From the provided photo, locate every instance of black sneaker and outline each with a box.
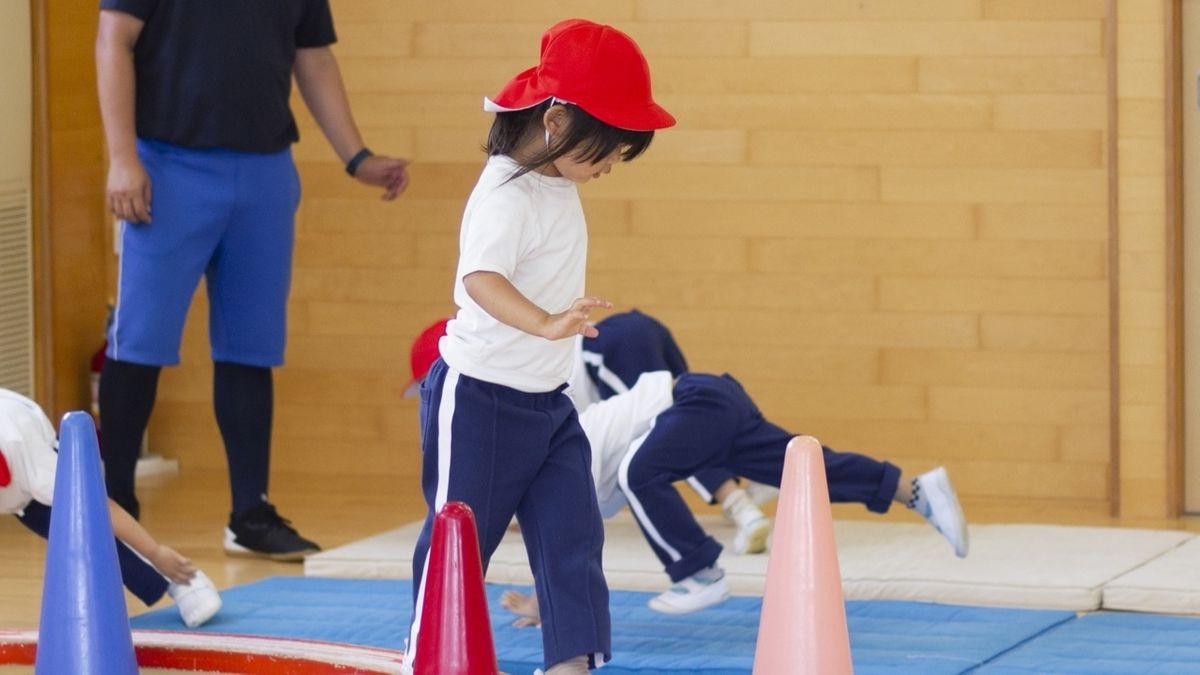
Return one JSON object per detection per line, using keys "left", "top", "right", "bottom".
{"left": 224, "top": 502, "right": 320, "bottom": 562}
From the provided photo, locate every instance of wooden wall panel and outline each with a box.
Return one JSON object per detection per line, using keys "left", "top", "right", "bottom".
{"left": 34, "top": 2, "right": 111, "bottom": 421}
{"left": 27, "top": 0, "right": 1152, "bottom": 516}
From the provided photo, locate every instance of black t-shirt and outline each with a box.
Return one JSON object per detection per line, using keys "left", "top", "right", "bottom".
{"left": 99, "top": 0, "right": 336, "bottom": 153}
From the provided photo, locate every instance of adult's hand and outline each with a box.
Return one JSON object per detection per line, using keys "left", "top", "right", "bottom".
{"left": 107, "top": 155, "right": 152, "bottom": 223}
{"left": 353, "top": 154, "right": 410, "bottom": 200}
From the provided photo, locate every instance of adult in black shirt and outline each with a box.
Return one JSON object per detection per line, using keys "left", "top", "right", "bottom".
{"left": 95, "top": 0, "right": 409, "bottom": 560}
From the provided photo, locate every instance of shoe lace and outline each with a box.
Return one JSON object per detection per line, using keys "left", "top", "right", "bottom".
{"left": 249, "top": 502, "right": 299, "bottom": 534}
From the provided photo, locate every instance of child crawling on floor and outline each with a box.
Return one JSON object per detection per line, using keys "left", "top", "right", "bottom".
{"left": 0, "top": 387, "right": 221, "bottom": 628}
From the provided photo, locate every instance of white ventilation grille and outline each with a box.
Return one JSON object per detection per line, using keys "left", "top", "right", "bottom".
{"left": 0, "top": 184, "right": 33, "bottom": 397}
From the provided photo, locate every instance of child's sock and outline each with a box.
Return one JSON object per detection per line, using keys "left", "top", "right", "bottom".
{"left": 722, "top": 488, "right": 771, "bottom": 554}
{"left": 905, "top": 476, "right": 928, "bottom": 516}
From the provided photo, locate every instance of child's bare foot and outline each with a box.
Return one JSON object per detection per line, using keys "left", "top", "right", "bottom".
{"left": 499, "top": 589, "right": 541, "bottom": 627}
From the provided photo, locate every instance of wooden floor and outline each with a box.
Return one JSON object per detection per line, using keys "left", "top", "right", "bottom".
{"left": 0, "top": 467, "right": 426, "bottom": 630}
{"left": 3, "top": 465, "right": 1200, "bottom": 630}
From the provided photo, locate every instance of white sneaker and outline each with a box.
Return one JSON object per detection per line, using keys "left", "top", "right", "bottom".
{"left": 648, "top": 567, "right": 730, "bottom": 614}
{"left": 914, "top": 467, "right": 969, "bottom": 558}
{"left": 722, "top": 488, "right": 771, "bottom": 555}
{"left": 168, "top": 570, "right": 222, "bottom": 628}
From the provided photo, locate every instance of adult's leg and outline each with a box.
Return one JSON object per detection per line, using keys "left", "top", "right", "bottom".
{"left": 98, "top": 360, "right": 160, "bottom": 519}
{"left": 212, "top": 362, "right": 272, "bottom": 518}
{"left": 17, "top": 502, "right": 168, "bottom": 605}
{"left": 207, "top": 147, "right": 298, "bottom": 518}
{"left": 102, "top": 140, "right": 230, "bottom": 518}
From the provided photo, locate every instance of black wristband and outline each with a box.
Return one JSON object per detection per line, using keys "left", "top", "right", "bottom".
{"left": 345, "top": 147, "right": 374, "bottom": 176}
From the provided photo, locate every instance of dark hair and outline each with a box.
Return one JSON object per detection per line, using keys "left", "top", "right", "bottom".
{"left": 484, "top": 101, "right": 655, "bottom": 181}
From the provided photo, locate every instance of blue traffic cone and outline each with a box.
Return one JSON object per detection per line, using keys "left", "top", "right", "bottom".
{"left": 35, "top": 412, "right": 137, "bottom": 674}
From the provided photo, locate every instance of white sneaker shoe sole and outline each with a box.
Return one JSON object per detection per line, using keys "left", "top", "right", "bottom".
{"left": 648, "top": 576, "right": 730, "bottom": 614}
{"left": 921, "top": 467, "right": 969, "bottom": 558}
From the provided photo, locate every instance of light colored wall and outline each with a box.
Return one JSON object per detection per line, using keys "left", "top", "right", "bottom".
{"left": 0, "top": 2, "right": 31, "bottom": 185}
{"left": 1184, "top": 0, "right": 1200, "bottom": 513}
{"left": 142, "top": 0, "right": 1127, "bottom": 515}
{"left": 1116, "top": 0, "right": 1175, "bottom": 518}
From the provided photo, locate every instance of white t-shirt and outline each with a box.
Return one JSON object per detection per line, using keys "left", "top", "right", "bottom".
{"left": 439, "top": 154, "right": 588, "bottom": 393}
{"left": 0, "top": 389, "right": 59, "bottom": 515}
{"left": 575, "top": 371, "right": 674, "bottom": 518}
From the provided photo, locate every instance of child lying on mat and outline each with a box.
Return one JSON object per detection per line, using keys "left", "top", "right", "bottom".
{"left": 408, "top": 319, "right": 969, "bottom": 619}
{"left": 0, "top": 388, "right": 221, "bottom": 628}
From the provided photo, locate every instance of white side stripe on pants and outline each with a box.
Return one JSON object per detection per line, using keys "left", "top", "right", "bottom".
{"left": 617, "top": 421, "right": 682, "bottom": 562}
{"left": 110, "top": 220, "right": 128, "bottom": 361}
{"left": 580, "top": 351, "right": 630, "bottom": 396}
{"left": 686, "top": 476, "right": 714, "bottom": 504}
{"left": 403, "top": 368, "right": 460, "bottom": 672}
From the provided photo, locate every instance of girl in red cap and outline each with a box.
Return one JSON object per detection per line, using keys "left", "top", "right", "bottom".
{"left": 405, "top": 19, "right": 674, "bottom": 675}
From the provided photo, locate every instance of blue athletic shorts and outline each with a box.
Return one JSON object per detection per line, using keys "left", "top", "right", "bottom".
{"left": 108, "top": 139, "right": 300, "bottom": 367}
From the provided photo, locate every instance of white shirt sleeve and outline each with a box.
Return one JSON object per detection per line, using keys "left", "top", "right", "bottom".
{"left": 456, "top": 190, "right": 529, "bottom": 280}
{"left": 18, "top": 437, "right": 58, "bottom": 506}
{"left": 579, "top": 371, "right": 675, "bottom": 518}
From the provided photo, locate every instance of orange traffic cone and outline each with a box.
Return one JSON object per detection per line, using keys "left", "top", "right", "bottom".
{"left": 753, "top": 436, "right": 853, "bottom": 674}
{"left": 410, "top": 501, "right": 498, "bottom": 675}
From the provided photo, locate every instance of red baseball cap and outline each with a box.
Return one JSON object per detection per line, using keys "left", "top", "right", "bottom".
{"left": 404, "top": 319, "right": 450, "bottom": 397}
{"left": 484, "top": 19, "right": 676, "bottom": 132}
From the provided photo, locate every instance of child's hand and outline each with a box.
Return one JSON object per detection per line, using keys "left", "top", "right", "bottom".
{"left": 150, "top": 545, "right": 198, "bottom": 585}
{"left": 539, "top": 297, "right": 612, "bottom": 340}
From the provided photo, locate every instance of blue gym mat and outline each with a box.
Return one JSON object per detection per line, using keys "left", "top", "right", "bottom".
{"left": 974, "top": 611, "right": 1200, "bottom": 674}
{"left": 131, "top": 576, "right": 1085, "bottom": 674}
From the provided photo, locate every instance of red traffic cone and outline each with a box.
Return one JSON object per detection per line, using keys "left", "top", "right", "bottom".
{"left": 753, "top": 436, "right": 853, "bottom": 674}
{"left": 410, "top": 501, "right": 498, "bottom": 675}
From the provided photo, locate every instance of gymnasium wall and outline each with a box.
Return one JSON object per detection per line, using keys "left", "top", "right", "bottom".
{"left": 66, "top": 1, "right": 1169, "bottom": 517}
{"left": 34, "top": 3, "right": 112, "bottom": 423}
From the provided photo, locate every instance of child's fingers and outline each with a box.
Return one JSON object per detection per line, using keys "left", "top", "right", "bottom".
{"left": 573, "top": 297, "right": 611, "bottom": 311}
{"left": 499, "top": 591, "right": 518, "bottom": 608}
{"left": 580, "top": 323, "right": 600, "bottom": 338}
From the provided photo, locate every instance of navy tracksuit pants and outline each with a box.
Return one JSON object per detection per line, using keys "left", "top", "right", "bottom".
{"left": 583, "top": 310, "right": 739, "bottom": 501}
{"left": 407, "top": 358, "right": 610, "bottom": 669}
{"left": 618, "top": 373, "right": 901, "bottom": 583}
{"left": 17, "top": 501, "right": 168, "bottom": 605}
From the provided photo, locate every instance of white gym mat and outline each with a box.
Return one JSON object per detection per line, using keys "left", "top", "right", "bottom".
{"left": 834, "top": 521, "right": 1190, "bottom": 610}
{"left": 305, "top": 513, "right": 1194, "bottom": 611}
{"left": 1103, "top": 535, "right": 1200, "bottom": 615}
